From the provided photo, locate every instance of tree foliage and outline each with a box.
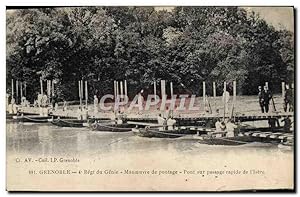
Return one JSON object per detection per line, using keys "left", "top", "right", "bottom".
{"left": 6, "top": 6, "right": 294, "bottom": 101}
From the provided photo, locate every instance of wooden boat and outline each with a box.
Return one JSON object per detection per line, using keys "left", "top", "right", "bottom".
{"left": 7, "top": 112, "right": 37, "bottom": 120}
{"left": 132, "top": 127, "right": 199, "bottom": 138}
{"left": 12, "top": 115, "right": 51, "bottom": 123}
{"left": 240, "top": 126, "right": 285, "bottom": 132}
{"left": 178, "top": 129, "right": 262, "bottom": 145}
{"left": 197, "top": 135, "right": 255, "bottom": 146}
{"left": 198, "top": 127, "right": 294, "bottom": 146}
{"left": 50, "top": 118, "right": 88, "bottom": 128}
{"left": 91, "top": 122, "right": 134, "bottom": 132}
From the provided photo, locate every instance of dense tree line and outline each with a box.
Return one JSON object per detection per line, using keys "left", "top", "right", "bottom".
{"left": 6, "top": 7, "right": 294, "bottom": 102}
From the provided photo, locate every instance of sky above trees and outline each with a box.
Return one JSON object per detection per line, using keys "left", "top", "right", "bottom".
{"left": 155, "top": 7, "right": 294, "bottom": 32}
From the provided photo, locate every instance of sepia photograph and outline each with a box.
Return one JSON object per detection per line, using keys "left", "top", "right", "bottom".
{"left": 5, "top": 6, "right": 295, "bottom": 191}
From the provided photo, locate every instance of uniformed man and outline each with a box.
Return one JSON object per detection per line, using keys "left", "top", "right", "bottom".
{"left": 8, "top": 103, "right": 13, "bottom": 114}
{"left": 21, "top": 96, "right": 26, "bottom": 107}
{"left": 225, "top": 120, "right": 238, "bottom": 137}
{"left": 258, "top": 86, "right": 264, "bottom": 113}
{"left": 222, "top": 90, "right": 230, "bottom": 114}
{"left": 54, "top": 103, "right": 59, "bottom": 111}
{"left": 291, "top": 84, "right": 294, "bottom": 111}
{"left": 157, "top": 114, "right": 166, "bottom": 131}
{"left": 12, "top": 102, "right": 18, "bottom": 114}
{"left": 51, "top": 95, "right": 57, "bottom": 110}
{"left": 82, "top": 106, "right": 88, "bottom": 120}
{"left": 138, "top": 90, "right": 144, "bottom": 112}
{"left": 284, "top": 84, "right": 293, "bottom": 112}
{"left": 215, "top": 120, "right": 226, "bottom": 138}
{"left": 6, "top": 92, "right": 10, "bottom": 110}
{"left": 37, "top": 93, "right": 42, "bottom": 107}
{"left": 42, "top": 94, "right": 48, "bottom": 107}
{"left": 116, "top": 116, "right": 123, "bottom": 125}
{"left": 215, "top": 118, "right": 222, "bottom": 132}
{"left": 262, "top": 86, "right": 272, "bottom": 113}
{"left": 63, "top": 100, "right": 68, "bottom": 111}
{"left": 11, "top": 97, "right": 15, "bottom": 105}
{"left": 77, "top": 106, "right": 82, "bottom": 120}
{"left": 167, "top": 117, "right": 176, "bottom": 130}
{"left": 94, "top": 95, "right": 99, "bottom": 114}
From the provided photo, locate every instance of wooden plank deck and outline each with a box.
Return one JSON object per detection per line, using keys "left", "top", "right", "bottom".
{"left": 18, "top": 106, "right": 294, "bottom": 123}
{"left": 240, "top": 131, "right": 294, "bottom": 142}
{"left": 126, "top": 112, "right": 294, "bottom": 122}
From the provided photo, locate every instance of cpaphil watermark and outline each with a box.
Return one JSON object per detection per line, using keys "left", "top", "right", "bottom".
{"left": 97, "top": 94, "right": 202, "bottom": 112}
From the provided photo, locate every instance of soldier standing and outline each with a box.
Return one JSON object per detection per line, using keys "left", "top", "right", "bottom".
{"left": 258, "top": 86, "right": 264, "bottom": 113}
{"left": 37, "top": 93, "right": 42, "bottom": 107}
{"left": 63, "top": 100, "right": 68, "bottom": 111}
{"left": 222, "top": 90, "right": 230, "bottom": 114}
{"left": 284, "top": 84, "right": 293, "bottom": 112}
{"left": 6, "top": 92, "right": 10, "bottom": 110}
{"left": 262, "top": 86, "right": 272, "bottom": 113}
{"left": 77, "top": 106, "right": 82, "bottom": 120}
{"left": 94, "top": 95, "right": 99, "bottom": 114}
{"left": 157, "top": 114, "right": 166, "bottom": 131}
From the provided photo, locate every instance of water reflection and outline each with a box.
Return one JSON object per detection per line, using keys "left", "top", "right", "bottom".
{"left": 6, "top": 122, "right": 293, "bottom": 158}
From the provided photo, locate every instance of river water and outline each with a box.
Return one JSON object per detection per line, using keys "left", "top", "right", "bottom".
{"left": 7, "top": 121, "right": 293, "bottom": 157}
{"left": 6, "top": 121, "right": 294, "bottom": 191}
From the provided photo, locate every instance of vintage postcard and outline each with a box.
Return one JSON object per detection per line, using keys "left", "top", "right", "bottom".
{"left": 6, "top": 6, "right": 295, "bottom": 191}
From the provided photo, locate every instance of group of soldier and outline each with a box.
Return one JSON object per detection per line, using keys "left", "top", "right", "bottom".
{"left": 258, "top": 86, "right": 273, "bottom": 113}
{"left": 7, "top": 97, "right": 18, "bottom": 114}
{"left": 258, "top": 84, "right": 294, "bottom": 113}
{"left": 157, "top": 109, "right": 176, "bottom": 131}
{"left": 6, "top": 94, "right": 30, "bottom": 114}
{"left": 34, "top": 93, "right": 49, "bottom": 108}
{"left": 215, "top": 118, "right": 238, "bottom": 137}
